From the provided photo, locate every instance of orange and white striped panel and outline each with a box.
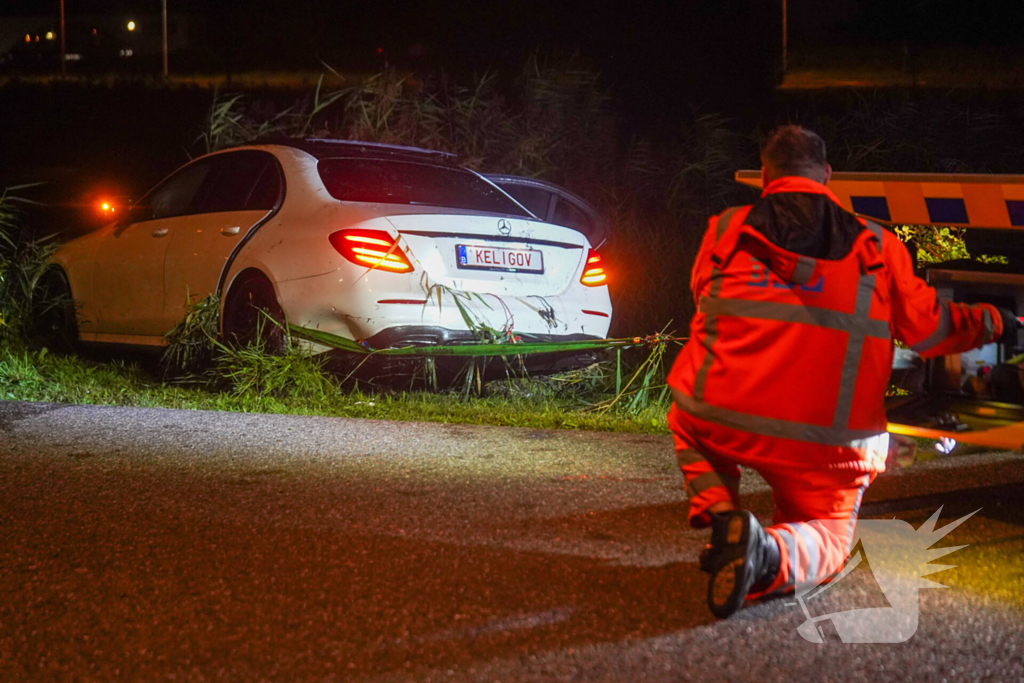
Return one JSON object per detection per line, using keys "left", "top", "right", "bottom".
{"left": 735, "top": 171, "right": 1024, "bottom": 230}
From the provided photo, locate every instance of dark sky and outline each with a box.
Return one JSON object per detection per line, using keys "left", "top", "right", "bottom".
{"left": 8, "top": 1, "right": 1024, "bottom": 42}
{"left": 6, "top": 2, "right": 1024, "bottom": 77}
{"left": 6, "top": 2, "right": 779, "bottom": 60}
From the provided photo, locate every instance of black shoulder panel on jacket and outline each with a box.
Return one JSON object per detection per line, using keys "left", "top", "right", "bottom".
{"left": 745, "top": 192, "right": 866, "bottom": 260}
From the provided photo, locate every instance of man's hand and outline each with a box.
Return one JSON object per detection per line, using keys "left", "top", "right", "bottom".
{"left": 996, "top": 307, "right": 1023, "bottom": 345}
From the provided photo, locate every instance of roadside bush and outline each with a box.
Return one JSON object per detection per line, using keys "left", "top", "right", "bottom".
{"left": 0, "top": 186, "right": 55, "bottom": 343}
{"left": 161, "top": 294, "right": 336, "bottom": 402}
{"left": 161, "top": 293, "right": 221, "bottom": 375}
{"left": 0, "top": 347, "right": 47, "bottom": 398}
{"left": 214, "top": 338, "right": 337, "bottom": 402}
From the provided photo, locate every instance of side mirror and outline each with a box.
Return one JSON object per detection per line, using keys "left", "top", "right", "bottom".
{"left": 117, "top": 198, "right": 154, "bottom": 226}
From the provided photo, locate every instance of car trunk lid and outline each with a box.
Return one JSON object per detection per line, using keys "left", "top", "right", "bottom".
{"left": 385, "top": 213, "right": 588, "bottom": 296}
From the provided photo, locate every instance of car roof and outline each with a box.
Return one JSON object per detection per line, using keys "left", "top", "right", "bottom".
{"left": 249, "top": 137, "right": 459, "bottom": 165}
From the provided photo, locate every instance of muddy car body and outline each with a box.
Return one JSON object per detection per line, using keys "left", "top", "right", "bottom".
{"left": 50, "top": 139, "right": 612, "bottom": 370}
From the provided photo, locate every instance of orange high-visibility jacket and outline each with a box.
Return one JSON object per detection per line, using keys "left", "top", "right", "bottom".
{"left": 668, "top": 176, "right": 1002, "bottom": 473}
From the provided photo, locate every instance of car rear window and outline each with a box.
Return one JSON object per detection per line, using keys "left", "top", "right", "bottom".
{"left": 317, "top": 158, "right": 529, "bottom": 216}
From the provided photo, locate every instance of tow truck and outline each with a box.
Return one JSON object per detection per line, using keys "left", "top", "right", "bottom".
{"left": 737, "top": 170, "right": 1024, "bottom": 452}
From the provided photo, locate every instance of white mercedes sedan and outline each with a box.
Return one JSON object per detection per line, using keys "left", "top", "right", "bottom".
{"left": 45, "top": 139, "right": 612, "bottom": 367}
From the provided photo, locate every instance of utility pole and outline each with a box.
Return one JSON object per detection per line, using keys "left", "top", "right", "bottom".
{"left": 781, "top": 0, "right": 788, "bottom": 74}
{"left": 161, "top": 0, "right": 168, "bottom": 77}
{"left": 59, "top": 0, "right": 66, "bottom": 76}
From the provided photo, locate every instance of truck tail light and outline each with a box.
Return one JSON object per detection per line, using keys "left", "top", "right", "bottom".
{"left": 329, "top": 229, "right": 414, "bottom": 273}
{"left": 580, "top": 249, "right": 607, "bottom": 286}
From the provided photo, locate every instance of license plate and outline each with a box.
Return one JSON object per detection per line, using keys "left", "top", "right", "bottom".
{"left": 456, "top": 245, "right": 544, "bottom": 273}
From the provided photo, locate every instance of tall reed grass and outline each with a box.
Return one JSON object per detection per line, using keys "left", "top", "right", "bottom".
{"left": 0, "top": 185, "right": 60, "bottom": 345}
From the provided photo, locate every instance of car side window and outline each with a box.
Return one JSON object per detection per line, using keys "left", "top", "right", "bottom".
{"left": 127, "top": 159, "right": 215, "bottom": 223}
{"left": 150, "top": 162, "right": 213, "bottom": 220}
{"left": 497, "top": 184, "right": 553, "bottom": 220}
{"left": 196, "top": 151, "right": 279, "bottom": 214}
{"left": 245, "top": 161, "right": 283, "bottom": 211}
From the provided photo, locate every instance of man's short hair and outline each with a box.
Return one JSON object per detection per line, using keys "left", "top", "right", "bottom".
{"left": 761, "top": 125, "right": 828, "bottom": 179}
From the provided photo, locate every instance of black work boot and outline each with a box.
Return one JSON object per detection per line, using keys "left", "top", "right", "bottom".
{"left": 702, "top": 510, "right": 781, "bottom": 618}
{"left": 698, "top": 511, "right": 736, "bottom": 573}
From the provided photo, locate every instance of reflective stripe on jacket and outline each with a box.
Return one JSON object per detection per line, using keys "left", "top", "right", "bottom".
{"left": 668, "top": 176, "right": 1002, "bottom": 472}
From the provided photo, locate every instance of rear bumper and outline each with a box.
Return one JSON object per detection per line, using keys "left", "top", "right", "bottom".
{"left": 339, "top": 326, "right": 605, "bottom": 377}
{"left": 363, "top": 326, "right": 601, "bottom": 349}
{"left": 277, "top": 269, "right": 612, "bottom": 343}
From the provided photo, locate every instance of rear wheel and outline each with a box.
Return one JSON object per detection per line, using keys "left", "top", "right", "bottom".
{"left": 221, "top": 272, "right": 288, "bottom": 354}
{"left": 31, "top": 268, "right": 79, "bottom": 354}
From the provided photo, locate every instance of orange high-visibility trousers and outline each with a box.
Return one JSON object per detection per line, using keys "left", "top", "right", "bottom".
{"left": 671, "top": 406, "right": 872, "bottom": 595}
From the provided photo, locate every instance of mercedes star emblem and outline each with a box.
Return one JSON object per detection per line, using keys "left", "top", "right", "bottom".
{"left": 498, "top": 219, "right": 512, "bottom": 236}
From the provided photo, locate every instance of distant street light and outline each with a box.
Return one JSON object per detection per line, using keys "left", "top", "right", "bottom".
{"left": 127, "top": 20, "right": 136, "bottom": 32}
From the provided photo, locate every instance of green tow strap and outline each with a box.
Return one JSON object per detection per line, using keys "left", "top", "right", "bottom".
{"left": 288, "top": 324, "right": 672, "bottom": 357}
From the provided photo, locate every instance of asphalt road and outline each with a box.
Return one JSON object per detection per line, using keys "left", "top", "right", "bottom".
{"left": 1, "top": 400, "right": 1022, "bottom": 682}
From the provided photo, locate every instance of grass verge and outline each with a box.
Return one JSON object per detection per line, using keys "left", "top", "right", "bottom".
{"left": 0, "top": 341, "right": 670, "bottom": 434}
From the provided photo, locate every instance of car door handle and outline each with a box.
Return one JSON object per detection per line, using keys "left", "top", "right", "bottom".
{"left": 221, "top": 226, "right": 240, "bottom": 236}
{"left": 151, "top": 228, "right": 168, "bottom": 237}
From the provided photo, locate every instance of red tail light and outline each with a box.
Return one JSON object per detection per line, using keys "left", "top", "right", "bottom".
{"left": 329, "top": 229, "right": 414, "bottom": 273}
{"left": 580, "top": 249, "right": 607, "bottom": 286}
